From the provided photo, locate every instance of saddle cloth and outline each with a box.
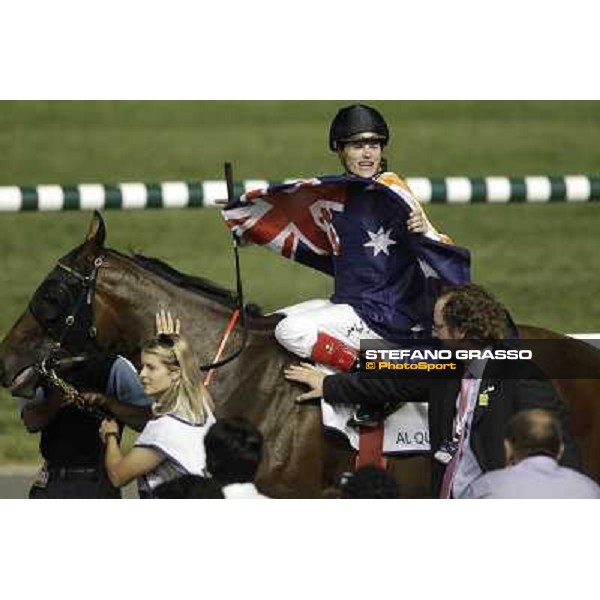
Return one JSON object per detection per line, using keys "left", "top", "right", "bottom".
{"left": 321, "top": 399, "right": 431, "bottom": 454}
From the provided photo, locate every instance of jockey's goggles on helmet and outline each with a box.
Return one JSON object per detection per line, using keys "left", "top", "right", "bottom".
{"left": 339, "top": 133, "right": 385, "bottom": 147}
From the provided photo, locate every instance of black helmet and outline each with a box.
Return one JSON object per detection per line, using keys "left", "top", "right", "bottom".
{"left": 329, "top": 103, "right": 390, "bottom": 151}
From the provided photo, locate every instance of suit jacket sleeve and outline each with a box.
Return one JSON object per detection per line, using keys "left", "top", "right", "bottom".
{"left": 323, "top": 373, "right": 430, "bottom": 407}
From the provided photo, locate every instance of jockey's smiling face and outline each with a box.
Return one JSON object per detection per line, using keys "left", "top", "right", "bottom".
{"left": 337, "top": 134, "right": 383, "bottom": 178}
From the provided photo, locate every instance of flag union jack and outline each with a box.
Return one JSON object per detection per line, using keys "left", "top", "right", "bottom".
{"left": 223, "top": 178, "right": 352, "bottom": 273}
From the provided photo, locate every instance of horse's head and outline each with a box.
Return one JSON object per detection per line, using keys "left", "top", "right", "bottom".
{"left": 0, "top": 211, "right": 107, "bottom": 398}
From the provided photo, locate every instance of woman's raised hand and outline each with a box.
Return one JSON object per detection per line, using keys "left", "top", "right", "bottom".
{"left": 155, "top": 309, "right": 181, "bottom": 336}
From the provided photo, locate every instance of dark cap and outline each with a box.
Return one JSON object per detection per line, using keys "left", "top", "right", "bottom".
{"left": 329, "top": 103, "right": 390, "bottom": 151}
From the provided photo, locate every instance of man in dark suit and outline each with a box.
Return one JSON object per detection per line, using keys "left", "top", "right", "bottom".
{"left": 284, "top": 284, "right": 580, "bottom": 498}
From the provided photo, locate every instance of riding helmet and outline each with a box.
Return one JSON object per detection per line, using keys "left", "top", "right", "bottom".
{"left": 329, "top": 103, "right": 390, "bottom": 151}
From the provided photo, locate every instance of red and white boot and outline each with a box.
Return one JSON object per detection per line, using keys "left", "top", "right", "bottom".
{"left": 310, "top": 332, "right": 358, "bottom": 372}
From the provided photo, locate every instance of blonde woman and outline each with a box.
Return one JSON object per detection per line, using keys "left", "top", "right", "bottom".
{"left": 99, "top": 331, "right": 216, "bottom": 498}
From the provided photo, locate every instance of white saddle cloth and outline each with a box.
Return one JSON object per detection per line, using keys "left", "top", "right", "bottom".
{"left": 321, "top": 400, "right": 431, "bottom": 454}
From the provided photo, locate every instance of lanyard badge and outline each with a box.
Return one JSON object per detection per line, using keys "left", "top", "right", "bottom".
{"left": 478, "top": 384, "right": 495, "bottom": 407}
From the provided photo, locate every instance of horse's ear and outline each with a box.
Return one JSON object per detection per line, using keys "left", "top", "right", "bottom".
{"left": 85, "top": 210, "right": 106, "bottom": 248}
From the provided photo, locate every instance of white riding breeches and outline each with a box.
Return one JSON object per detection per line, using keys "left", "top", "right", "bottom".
{"left": 274, "top": 299, "right": 383, "bottom": 358}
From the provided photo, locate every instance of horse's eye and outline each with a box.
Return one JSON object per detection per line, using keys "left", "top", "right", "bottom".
{"left": 33, "top": 280, "right": 74, "bottom": 325}
{"left": 42, "top": 296, "right": 63, "bottom": 321}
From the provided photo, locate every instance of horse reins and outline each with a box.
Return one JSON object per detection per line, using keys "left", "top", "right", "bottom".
{"left": 203, "top": 308, "right": 240, "bottom": 386}
{"left": 198, "top": 161, "right": 249, "bottom": 379}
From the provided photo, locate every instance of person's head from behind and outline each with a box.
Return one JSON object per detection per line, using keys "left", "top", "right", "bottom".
{"left": 204, "top": 417, "right": 264, "bottom": 486}
{"left": 154, "top": 474, "right": 224, "bottom": 499}
{"left": 339, "top": 465, "right": 399, "bottom": 499}
{"left": 504, "top": 408, "right": 564, "bottom": 466}
{"left": 329, "top": 104, "right": 389, "bottom": 179}
{"left": 140, "top": 333, "right": 212, "bottom": 423}
{"left": 433, "top": 284, "right": 507, "bottom": 349}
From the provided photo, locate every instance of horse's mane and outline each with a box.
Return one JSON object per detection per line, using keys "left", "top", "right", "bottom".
{"left": 109, "top": 249, "right": 240, "bottom": 309}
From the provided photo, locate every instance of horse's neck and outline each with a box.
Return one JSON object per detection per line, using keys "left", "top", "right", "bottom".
{"left": 98, "top": 256, "right": 235, "bottom": 353}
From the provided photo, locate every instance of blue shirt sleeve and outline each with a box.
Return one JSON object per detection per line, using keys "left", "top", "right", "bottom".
{"left": 106, "top": 356, "right": 153, "bottom": 407}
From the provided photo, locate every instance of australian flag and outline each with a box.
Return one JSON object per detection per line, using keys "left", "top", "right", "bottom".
{"left": 222, "top": 175, "right": 471, "bottom": 338}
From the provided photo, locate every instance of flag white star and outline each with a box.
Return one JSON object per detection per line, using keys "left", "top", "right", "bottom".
{"left": 364, "top": 227, "right": 397, "bottom": 256}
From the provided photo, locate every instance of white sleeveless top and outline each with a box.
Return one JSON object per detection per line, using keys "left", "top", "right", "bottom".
{"left": 134, "top": 407, "right": 216, "bottom": 496}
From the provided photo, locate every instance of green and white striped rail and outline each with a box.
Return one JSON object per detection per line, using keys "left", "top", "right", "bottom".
{"left": 1, "top": 175, "right": 599, "bottom": 212}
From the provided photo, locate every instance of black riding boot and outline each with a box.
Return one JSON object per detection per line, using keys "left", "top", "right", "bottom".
{"left": 347, "top": 404, "right": 388, "bottom": 429}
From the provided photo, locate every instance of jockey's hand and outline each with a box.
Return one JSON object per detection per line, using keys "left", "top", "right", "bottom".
{"left": 284, "top": 363, "right": 326, "bottom": 403}
{"left": 407, "top": 209, "right": 429, "bottom": 234}
{"left": 155, "top": 309, "right": 181, "bottom": 336}
{"left": 99, "top": 418, "right": 119, "bottom": 443}
{"left": 234, "top": 235, "right": 253, "bottom": 247}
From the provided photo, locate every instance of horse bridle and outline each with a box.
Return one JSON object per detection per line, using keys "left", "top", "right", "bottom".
{"left": 29, "top": 255, "right": 105, "bottom": 385}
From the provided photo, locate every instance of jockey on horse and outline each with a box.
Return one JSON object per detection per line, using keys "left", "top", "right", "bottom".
{"left": 272, "top": 104, "right": 462, "bottom": 422}
{"left": 223, "top": 103, "right": 470, "bottom": 427}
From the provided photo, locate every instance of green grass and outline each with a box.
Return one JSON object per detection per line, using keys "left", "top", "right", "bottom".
{"left": 2, "top": 101, "right": 600, "bottom": 182}
{"left": 1, "top": 100, "right": 599, "bottom": 464}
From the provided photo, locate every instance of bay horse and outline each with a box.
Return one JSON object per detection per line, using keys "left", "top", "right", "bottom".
{"left": 1, "top": 212, "right": 599, "bottom": 497}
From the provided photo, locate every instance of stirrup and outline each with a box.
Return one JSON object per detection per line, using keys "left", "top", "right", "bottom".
{"left": 347, "top": 407, "right": 386, "bottom": 429}
{"left": 347, "top": 400, "right": 402, "bottom": 429}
